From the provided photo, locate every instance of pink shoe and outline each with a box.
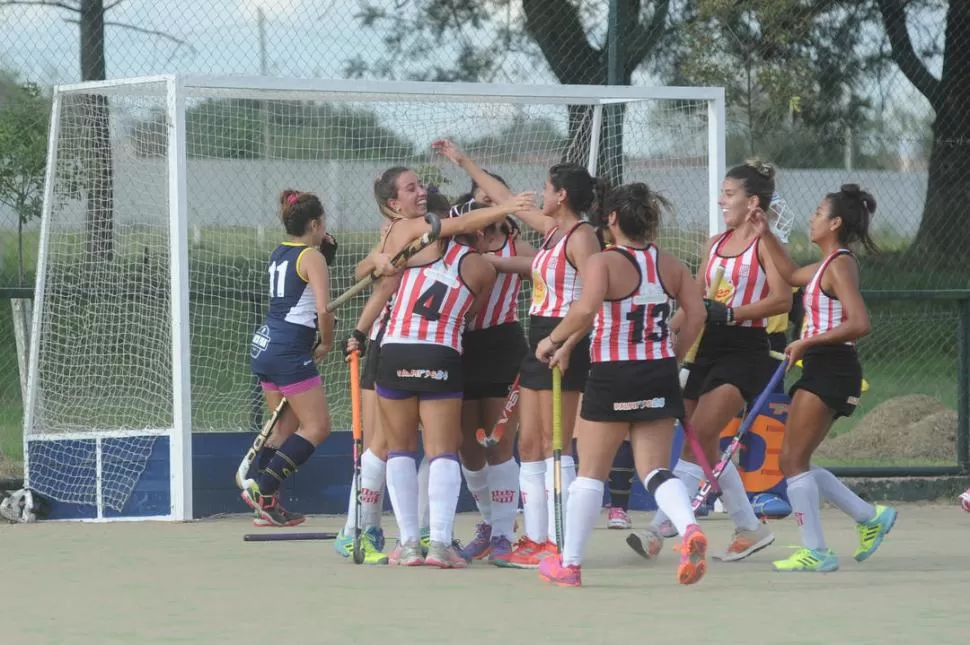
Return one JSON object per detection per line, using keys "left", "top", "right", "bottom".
{"left": 607, "top": 506, "right": 632, "bottom": 529}
{"left": 424, "top": 541, "right": 469, "bottom": 569}
{"left": 538, "top": 554, "right": 582, "bottom": 587}
{"left": 960, "top": 488, "right": 970, "bottom": 512}
{"left": 677, "top": 524, "right": 708, "bottom": 586}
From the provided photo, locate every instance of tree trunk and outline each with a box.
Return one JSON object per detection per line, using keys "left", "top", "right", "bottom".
{"left": 80, "top": 0, "right": 114, "bottom": 262}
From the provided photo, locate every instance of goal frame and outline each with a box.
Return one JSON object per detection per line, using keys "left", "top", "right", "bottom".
{"left": 23, "top": 74, "right": 726, "bottom": 522}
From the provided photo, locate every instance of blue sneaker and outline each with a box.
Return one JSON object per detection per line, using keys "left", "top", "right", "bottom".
{"left": 772, "top": 547, "right": 839, "bottom": 572}
{"left": 854, "top": 505, "right": 897, "bottom": 562}
{"left": 334, "top": 526, "right": 386, "bottom": 560}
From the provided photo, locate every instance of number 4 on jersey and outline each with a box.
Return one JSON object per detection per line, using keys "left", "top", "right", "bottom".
{"left": 413, "top": 281, "right": 448, "bottom": 321}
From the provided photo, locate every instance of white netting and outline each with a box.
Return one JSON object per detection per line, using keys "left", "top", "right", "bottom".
{"left": 26, "top": 82, "right": 171, "bottom": 510}
{"left": 25, "top": 78, "right": 717, "bottom": 515}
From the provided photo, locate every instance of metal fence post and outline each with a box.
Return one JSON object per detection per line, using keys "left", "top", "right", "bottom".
{"left": 958, "top": 297, "right": 970, "bottom": 473}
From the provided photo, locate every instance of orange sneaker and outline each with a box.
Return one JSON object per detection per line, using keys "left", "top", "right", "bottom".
{"left": 677, "top": 524, "right": 708, "bottom": 585}
{"left": 492, "top": 537, "right": 545, "bottom": 569}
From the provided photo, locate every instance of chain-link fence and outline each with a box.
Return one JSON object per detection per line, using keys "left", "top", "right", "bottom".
{"left": 1, "top": 0, "right": 967, "bottom": 471}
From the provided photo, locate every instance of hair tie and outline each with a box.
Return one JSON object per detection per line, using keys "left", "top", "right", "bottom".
{"left": 287, "top": 193, "right": 299, "bottom": 205}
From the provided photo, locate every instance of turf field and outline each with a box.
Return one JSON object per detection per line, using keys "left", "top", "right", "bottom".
{"left": 3, "top": 504, "right": 967, "bottom": 644}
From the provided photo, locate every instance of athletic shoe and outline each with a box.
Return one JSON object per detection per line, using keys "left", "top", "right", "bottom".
{"left": 626, "top": 527, "right": 664, "bottom": 560}
{"left": 425, "top": 541, "right": 469, "bottom": 569}
{"left": 854, "top": 505, "right": 897, "bottom": 562}
{"left": 772, "top": 547, "right": 839, "bottom": 572}
{"left": 251, "top": 493, "right": 305, "bottom": 527}
{"left": 458, "top": 521, "right": 492, "bottom": 562}
{"left": 656, "top": 519, "right": 678, "bottom": 539}
{"left": 492, "top": 536, "right": 544, "bottom": 569}
{"left": 388, "top": 539, "right": 424, "bottom": 567}
{"left": 487, "top": 535, "right": 513, "bottom": 560}
{"left": 677, "top": 524, "right": 708, "bottom": 585}
{"left": 334, "top": 527, "right": 388, "bottom": 564}
{"left": 713, "top": 524, "right": 775, "bottom": 562}
{"left": 607, "top": 506, "right": 632, "bottom": 529}
{"left": 961, "top": 488, "right": 970, "bottom": 513}
{"left": 239, "top": 479, "right": 291, "bottom": 527}
{"left": 538, "top": 554, "right": 581, "bottom": 587}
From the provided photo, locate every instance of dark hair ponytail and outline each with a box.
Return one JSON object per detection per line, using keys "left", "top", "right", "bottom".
{"left": 725, "top": 158, "right": 776, "bottom": 211}
{"left": 826, "top": 184, "right": 878, "bottom": 253}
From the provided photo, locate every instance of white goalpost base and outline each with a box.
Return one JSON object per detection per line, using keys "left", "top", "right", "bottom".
{"left": 23, "top": 74, "right": 725, "bottom": 521}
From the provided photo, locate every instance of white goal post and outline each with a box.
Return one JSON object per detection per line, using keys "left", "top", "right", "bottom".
{"left": 23, "top": 74, "right": 726, "bottom": 521}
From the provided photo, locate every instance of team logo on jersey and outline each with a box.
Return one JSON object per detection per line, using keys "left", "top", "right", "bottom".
{"left": 531, "top": 270, "right": 547, "bottom": 305}
{"left": 424, "top": 268, "right": 459, "bottom": 289}
{"left": 250, "top": 325, "right": 271, "bottom": 359}
{"left": 714, "top": 276, "right": 735, "bottom": 304}
{"left": 634, "top": 284, "right": 666, "bottom": 305}
{"left": 396, "top": 368, "right": 449, "bottom": 381}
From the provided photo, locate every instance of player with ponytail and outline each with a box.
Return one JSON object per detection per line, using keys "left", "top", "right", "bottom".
{"left": 753, "top": 184, "right": 896, "bottom": 572}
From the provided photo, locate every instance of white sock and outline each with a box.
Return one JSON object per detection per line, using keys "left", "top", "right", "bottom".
{"left": 429, "top": 455, "right": 462, "bottom": 545}
{"left": 360, "top": 449, "right": 387, "bottom": 530}
{"left": 787, "top": 471, "right": 826, "bottom": 550}
{"left": 647, "top": 469, "right": 696, "bottom": 537}
{"left": 519, "top": 460, "right": 547, "bottom": 543}
{"left": 462, "top": 464, "right": 492, "bottom": 524}
{"left": 417, "top": 455, "right": 430, "bottom": 532}
{"left": 386, "top": 453, "right": 419, "bottom": 543}
{"left": 545, "top": 455, "right": 576, "bottom": 547}
{"left": 811, "top": 465, "right": 875, "bottom": 523}
{"left": 487, "top": 458, "right": 520, "bottom": 540}
{"left": 562, "top": 477, "right": 602, "bottom": 567}
{"left": 344, "top": 471, "right": 360, "bottom": 533}
{"left": 719, "top": 461, "right": 762, "bottom": 532}
{"left": 653, "top": 460, "right": 703, "bottom": 529}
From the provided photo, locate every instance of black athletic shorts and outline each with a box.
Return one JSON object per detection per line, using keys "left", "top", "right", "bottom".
{"left": 376, "top": 342, "right": 464, "bottom": 397}
{"left": 462, "top": 322, "right": 528, "bottom": 400}
{"left": 789, "top": 344, "right": 862, "bottom": 419}
{"left": 519, "top": 315, "right": 591, "bottom": 392}
{"left": 683, "top": 324, "right": 775, "bottom": 402}
{"left": 581, "top": 358, "right": 684, "bottom": 423}
{"left": 360, "top": 340, "right": 382, "bottom": 391}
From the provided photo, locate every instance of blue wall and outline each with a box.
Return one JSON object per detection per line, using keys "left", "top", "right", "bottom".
{"left": 33, "top": 427, "right": 688, "bottom": 520}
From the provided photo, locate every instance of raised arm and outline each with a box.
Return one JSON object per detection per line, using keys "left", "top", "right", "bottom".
{"left": 750, "top": 209, "right": 819, "bottom": 287}
{"left": 433, "top": 138, "right": 551, "bottom": 234}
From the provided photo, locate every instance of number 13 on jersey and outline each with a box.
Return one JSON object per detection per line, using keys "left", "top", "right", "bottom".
{"left": 627, "top": 298, "right": 670, "bottom": 344}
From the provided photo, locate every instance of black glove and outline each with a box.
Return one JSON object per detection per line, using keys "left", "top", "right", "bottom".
{"left": 319, "top": 233, "right": 338, "bottom": 265}
{"left": 344, "top": 329, "right": 367, "bottom": 359}
{"left": 704, "top": 298, "right": 735, "bottom": 325}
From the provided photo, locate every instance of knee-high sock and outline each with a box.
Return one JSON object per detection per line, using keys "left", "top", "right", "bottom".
{"left": 386, "top": 452, "right": 419, "bottom": 544}
{"left": 718, "top": 461, "right": 762, "bottom": 532}
{"left": 462, "top": 464, "right": 491, "bottom": 524}
{"left": 519, "top": 460, "right": 547, "bottom": 543}
{"left": 545, "top": 455, "right": 576, "bottom": 546}
{"left": 562, "top": 477, "right": 603, "bottom": 567}
{"left": 652, "top": 460, "right": 703, "bottom": 529}
{"left": 429, "top": 454, "right": 462, "bottom": 544}
{"left": 344, "top": 449, "right": 387, "bottom": 532}
{"left": 787, "top": 470, "right": 826, "bottom": 550}
{"left": 417, "top": 454, "right": 430, "bottom": 532}
{"left": 487, "top": 458, "right": 520, "bottom": 540}
{"left": 811, "top": 466, "right": 875, "bottom": 523}
{"left": 254, "top": 434, "right": 314, "bottom": 496}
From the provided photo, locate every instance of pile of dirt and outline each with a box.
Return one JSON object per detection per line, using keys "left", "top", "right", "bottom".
{"left": 0, "top": 453, "right": 23, "bottom": 481}
{"left": 815, "top": 394, "right": 958, "bottom": 461}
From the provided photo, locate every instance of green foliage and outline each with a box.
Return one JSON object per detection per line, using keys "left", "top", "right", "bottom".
{"left": 671, "top": 0, "right": 895, "bottom": 169}
{"left": 128, "top": 99, "right": 414, "bottom": 160}
{"left": 0, "top": 76, "right": 49, "bottom": 226}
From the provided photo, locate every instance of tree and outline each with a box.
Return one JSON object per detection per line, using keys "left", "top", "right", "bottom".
{"left": 0, "top": 75, "right": 49, "bottom": 284}
{"left": 876, "top": 0, "right": 969, "bottom": 274}
{"left": 348, "top": 0, "right": 675, "bottom": 184}
{"left": 671, "top": 1, "right": 894, "bottom": 169}
{"left": 1, "top": 0, "right": 190, "bottom": 262}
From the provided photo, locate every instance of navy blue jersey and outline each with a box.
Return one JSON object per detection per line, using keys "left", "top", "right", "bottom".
{"left": 251, "top": 242, "right": 318, "bottom": 359}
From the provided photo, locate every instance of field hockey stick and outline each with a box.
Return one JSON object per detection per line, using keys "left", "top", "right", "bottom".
{"left": 683, "top": 265, "right": 725, "bottom": 367}
{"left": 243, "top": 532, "right": 338, "bottom": 542}
{"left": 234, "top": 214, "right": 442, "bottom": 490}
{"left": 680, "top": 419, "right": 720, "bottom": 494}
{"left": 475, "top": 375, "right": 520, "bottom": 447}
{"left": 348, "top": 349, "right": 365, "bottom": 565}
{"left": 326, "top": 212, "right": 442, "bottom": 313}
{"left": 551, "top": 366, "right": 564, "bottom": 554}
{"left": 235, "top": 396, "right": 289, "bottom": 489}
{"left": 690, "top": 358, "right": 789, "bottom": 511}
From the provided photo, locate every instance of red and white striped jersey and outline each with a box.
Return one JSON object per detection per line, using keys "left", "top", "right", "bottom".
{"left": 467, "top": 235, "right": 521, "bottom": 331}
{"left": 530, "top": 222, "right": 588, "bottom": 318}
{"left": 590, "top": 245, "right": 675, "bottom": 363}
{"left": 382, "top": 241, "right": 476, "bottom": 352}
{"left": 801, "top": 249, "right": 854, "bottom": 344}
{"left": 368, "top": 296, "right": 393, "bottom": 341}
{"left": 706, "top": 230, "right": 770, "bottom": 328}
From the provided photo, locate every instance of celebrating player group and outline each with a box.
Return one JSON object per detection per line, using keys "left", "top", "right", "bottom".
{"left": 237, "top": 139, "right": 897, "bottom": 586}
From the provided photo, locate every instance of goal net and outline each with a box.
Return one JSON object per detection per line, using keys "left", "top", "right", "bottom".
{"left": 23, "top": 75, "right": 725, "bottom": 520}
